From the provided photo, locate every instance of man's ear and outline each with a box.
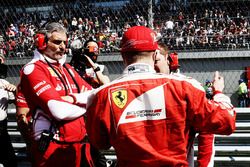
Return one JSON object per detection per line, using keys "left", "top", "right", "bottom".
{"left": 153, "top": 50, "right": 158, "bottom": 63}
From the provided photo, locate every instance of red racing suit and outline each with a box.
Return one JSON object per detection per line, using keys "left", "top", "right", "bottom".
{"left": 19, "top": 50, "right": 92, "bottom": 167}
{"left": 196, "top": 133, "right": 215, "bottom": 167}
{"left": 187, "top": 130, "right": 215, "bottom": 167}
{"left": 171, "top": 73, "right": 215, "bottom": 167}
{"left": 76, "top": 63, "right": 236, "bottom": 167}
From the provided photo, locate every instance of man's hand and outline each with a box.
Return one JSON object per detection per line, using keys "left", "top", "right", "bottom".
{"left": 17, "top": 113, "right": 28, "bottom": 125}
{"left": 84, "top": 55, "right": 95, "bottom": 68}
{"left": 2, "top": 83, "right": 16, "bottom": 92}
{"left": 213, "top": 71, "right": 224, "bottom": 93}
{"left": 61, "top": 96, "right": 74, "bottom": 103}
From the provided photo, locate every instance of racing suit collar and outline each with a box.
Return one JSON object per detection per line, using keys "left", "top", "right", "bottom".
{"left": 123, "top": 63, "right": 156, "bottom": 74}
{"left": 34, "top": 49, "right": 67, "bottom": 66}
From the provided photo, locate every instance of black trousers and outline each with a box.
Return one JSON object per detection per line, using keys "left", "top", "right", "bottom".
{"left": 0, "top": 119, "right": 17, "bottom": 167}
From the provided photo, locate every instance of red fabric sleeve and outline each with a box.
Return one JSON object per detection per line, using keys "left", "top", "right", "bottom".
{"left": 197, "top": 133, "right": 215, "bottom": 167}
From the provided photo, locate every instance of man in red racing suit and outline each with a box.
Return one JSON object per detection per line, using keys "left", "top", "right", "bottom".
{"left": 156, "top": 41, "right": 215, "bottom": 167}
{"left": 18, "top": 22, "right": 91, "bottom": 167}
{"left": 70, "top": 26, "right": 236, "bottom": 167}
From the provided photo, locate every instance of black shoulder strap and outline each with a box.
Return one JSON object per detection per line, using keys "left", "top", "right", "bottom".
{"left": 63, "top": 63, "right": 81, "bottom": 93}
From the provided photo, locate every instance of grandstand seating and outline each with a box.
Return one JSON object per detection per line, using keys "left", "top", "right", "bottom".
{"left": 7, "top": 108, "right": 250, "bottom": 167}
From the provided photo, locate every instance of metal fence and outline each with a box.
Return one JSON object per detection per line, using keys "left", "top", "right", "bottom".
{"left": 1, "top": 0, "right": 250, "bottom": 106}
{"left": 1, "top": 0, "right": 250, "bottom": 56}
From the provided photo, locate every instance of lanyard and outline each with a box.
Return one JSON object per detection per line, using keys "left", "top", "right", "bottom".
{"left": 44, "top": 58, "right": 69, "bottom": 95}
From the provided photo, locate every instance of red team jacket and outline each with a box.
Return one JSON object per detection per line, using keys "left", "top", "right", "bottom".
{"left": 172, "top": 73, "right": 215, "bottom": 167}
{"left": 19, "top": 50, "right": 91, "bottom": 143}
{"left": 82, "top": 63, "right": 236, "bottom": 167}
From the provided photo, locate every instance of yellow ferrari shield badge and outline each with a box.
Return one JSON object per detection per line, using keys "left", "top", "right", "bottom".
{"left": 112, "top": 89, "right": 128, "bottom": 109}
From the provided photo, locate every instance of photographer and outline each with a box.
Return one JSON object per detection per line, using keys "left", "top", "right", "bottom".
{"left": 70, "top": 38, "right": 110, "bottom": 167}
{"left": 0, "top": 54, "right": 17, "bottom": 167}
{"left": 70, "top": 38, "right": 110, "bottom": 88}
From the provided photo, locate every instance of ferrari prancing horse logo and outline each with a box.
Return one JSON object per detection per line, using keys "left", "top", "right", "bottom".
{"left": 112, "top": 89, "right": 128, "bottom": 109}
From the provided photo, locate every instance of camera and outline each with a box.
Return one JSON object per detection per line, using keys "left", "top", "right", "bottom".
{"left": 70, "top": 47, "right": 88, "bottom": 76}
{"left": 70, "top": 38, "right": 100, "bottom": 79}
{"left": 70, "top": 40, "right": 98, "bottom": 77}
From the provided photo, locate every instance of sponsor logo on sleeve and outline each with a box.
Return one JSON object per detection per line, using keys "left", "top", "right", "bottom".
{"left": 36, "top": 84, "right": 51, "bottom": 96}
{"left": 34, "top": 81, "right": 46, "bottom": 90}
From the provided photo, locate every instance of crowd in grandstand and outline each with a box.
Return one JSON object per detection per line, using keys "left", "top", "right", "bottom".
{"left": 0, "top": 1, "right": 249, "bottom": 57}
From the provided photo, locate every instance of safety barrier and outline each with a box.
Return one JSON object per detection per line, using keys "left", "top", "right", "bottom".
{"left": 7, "top": 108, "right": 250, "bottom": 166}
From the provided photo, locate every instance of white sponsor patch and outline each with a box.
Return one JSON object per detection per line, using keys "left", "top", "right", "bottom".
{"left": 36, "top": 85, "right": 51, "bottom": 96}
{"left": 34, "top": 81, "right": 46, "bottom": 90}
{"left": 118, "top": 84, "right": 167, "bottom": 126}
{"left": 23, "top": 64, "right": 35, "bottom": 75}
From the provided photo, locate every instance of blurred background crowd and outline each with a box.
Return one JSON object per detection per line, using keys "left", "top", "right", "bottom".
{"left": 0, "top": 0, "right": 249, "bottom": 58}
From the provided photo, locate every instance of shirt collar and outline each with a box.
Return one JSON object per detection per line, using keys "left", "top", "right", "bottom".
{"left": 123, "top": 63, "right": 156, "bottom": 75}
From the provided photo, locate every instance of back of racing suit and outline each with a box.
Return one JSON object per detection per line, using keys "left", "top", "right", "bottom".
{"left": 83, "top": 63, "right": 236, "bottom": 167}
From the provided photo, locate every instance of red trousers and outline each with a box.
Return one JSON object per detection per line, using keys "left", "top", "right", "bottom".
{"left": 31, "top": 141, "right": 83, "bottom": 167}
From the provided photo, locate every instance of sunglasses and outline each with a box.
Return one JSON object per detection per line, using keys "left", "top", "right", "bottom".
{"left": 49, "top": 40, "right": 68, "bottom": 46}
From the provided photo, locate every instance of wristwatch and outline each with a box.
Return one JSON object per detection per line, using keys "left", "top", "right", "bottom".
{"left": 93, "top": 66, "right": 101, "bottom": 72}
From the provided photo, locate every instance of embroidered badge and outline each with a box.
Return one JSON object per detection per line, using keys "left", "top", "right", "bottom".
{"left": 112, "top": 89, "right": 128, "bottom": 109}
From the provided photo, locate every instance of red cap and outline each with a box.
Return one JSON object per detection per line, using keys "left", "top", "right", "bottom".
{"left": 121, "top": 26, "right": 158, "bottom": 52}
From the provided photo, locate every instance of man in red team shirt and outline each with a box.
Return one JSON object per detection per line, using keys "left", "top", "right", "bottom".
{"left": 70, "top": 26, "right": 236, "bottom": 167}
{"left": 17, "top": 22, "right": 92, "bottom": 167}
{"left": 155, "top": 41, "right": 215, "bottom": 167}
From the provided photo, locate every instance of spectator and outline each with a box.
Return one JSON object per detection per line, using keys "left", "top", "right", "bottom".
{"left": 238, "top": 79, "right": 248, "bottom": 107}
{"left": 204, "top": 79, "right": 213, "bottom": 100}
{"left": 0, "top": 54, "right": 17, "bottom": 167}
{"left": 1, "top": 1, "right": 250, "bottom": 56}
{"left": 18, "top": 22, "right": 92, "bottom": 167}
{"left": 6, "top": 28, "right": 15, "bottom": 39}
{"left": 71, "top": 26, "right": 236, "bottom": 166}
{"left": 164, "top": 16, "right": 174, "bottom": 36}
{"left": 71, "top": 17, "right": 78, "bottom": 31}
{"left": 9, "top": 24, "right": 18, "bottom": 36}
